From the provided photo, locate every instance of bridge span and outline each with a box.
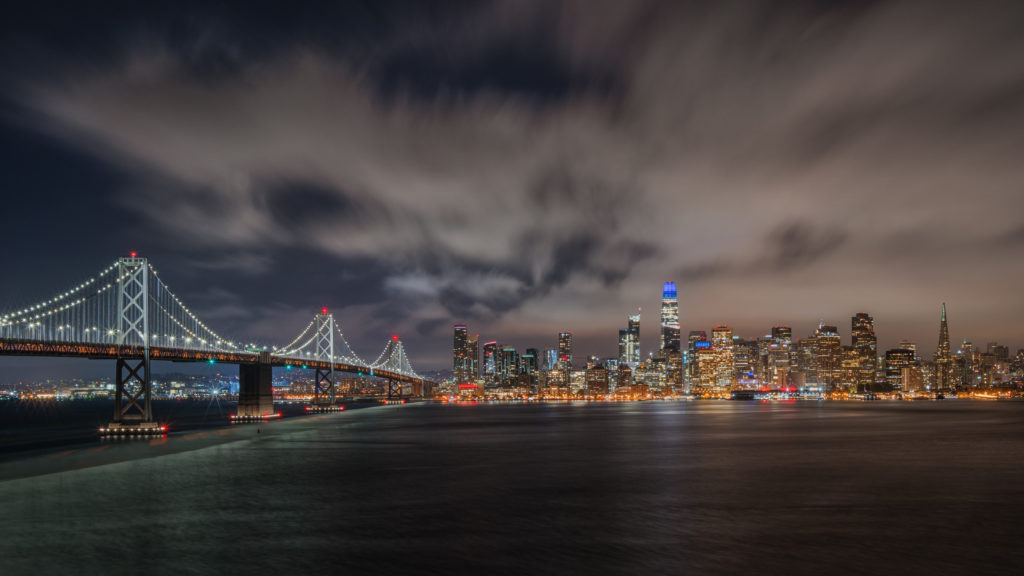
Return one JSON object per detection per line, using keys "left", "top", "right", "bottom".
{"left": 0, "top": 254, "right": 434, "bottom": 434}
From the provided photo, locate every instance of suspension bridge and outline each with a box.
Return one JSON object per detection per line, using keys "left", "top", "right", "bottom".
{"left": 0, "top": 253, "right": 433, "bottom": 434}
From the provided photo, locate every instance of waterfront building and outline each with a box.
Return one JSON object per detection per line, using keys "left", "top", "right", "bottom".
{"left": 586, "top": 367, "right": 609, "bottom": 395}
{"left": 616, "top": 363, "right": 633, "bottom": 393}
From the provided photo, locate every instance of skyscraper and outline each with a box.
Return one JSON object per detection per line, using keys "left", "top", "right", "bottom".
{"left": 711, "top": 325, "right": 735, "bottom": 389}
{"left": 885, "top": 348, "right": 916, "bottom": 392}
{"left": 934, "top": 303, "right": 953, "bottom": 390}
{"left": 558, "top": 331, "right": 574, "bottom": 370}
{"left": 851, "top": 313, "right": 877, "bottom": 390}
{"left": 659, "top": 282, "right": 680, "bottom": 354}
{"left": 483, "top": 341, "right": 499, "bottom": 381}
{"left": 618, "top": 311, "right": 640, "bottom": 365}
{"left": 814, "top": 324, "right": 841, "bottom": 391}
{"left": 467, "top": 333, "right": 479, "bottom": 379}
{"left": 453, "top": 324, "right": 471, "bottom": 384}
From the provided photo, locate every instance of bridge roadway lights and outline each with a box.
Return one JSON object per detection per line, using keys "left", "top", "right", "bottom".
{"left": 99, "top": 421, "right": 167, "bottom": 436}
{"left": 305, "top": 404, "right": 345, "bottom": 414}
{"left": 236, "top": 351, "right": 275, "bottom": 420}
{"left": 230, "top": 412, "right": 281, "bottom": 423}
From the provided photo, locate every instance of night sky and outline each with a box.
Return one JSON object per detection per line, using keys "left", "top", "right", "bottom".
{"left": 1, "top": 0, "right": 1022, "bottom": 377}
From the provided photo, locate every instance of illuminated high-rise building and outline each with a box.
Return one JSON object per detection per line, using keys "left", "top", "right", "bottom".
{"left": 558, "top": 331, "right": 574, "bottom": 370}
{"left": 933, "top": 303, "right": 953, "bottom": 391}
{"left": 523, "top": 348, "right": 539, "bottom": 374}
{"left": 733, "top": 338, "right": 759, "bottom": 385}
{"left": 687, "top": 330, "right": 707, "bottom": 383}
{"left": 885, "top": 348, "right": 916, "bottom": 391}
{"left": 851, "top": 313, "right": 876, "bottom": 389}
{"left": 483, "top": 341, "right": 499, "bottom": 381}
{"left": 543, "top": 349, "right": 558, "bottom": 372}
{"left": 659, "top": 282, "right": 680, "bottom": 354}
{"left": 711, "top": 325, "right": 735, "bottom": 389}
{"left": 814, "top": 324, "right": 841, "bottom": 391}
{"left": 618, "top": 311, "right": 641, "bottom": 365}
{"left": 499, "top": 346, "right": 520, "bottom": 386}
{"left": 467, "top": 334, "right": 479, "bottom": 378}
{"left": 768, "top": 325, "right": 792, "bottom": 387}
{"left": 453, "top": 324, "right": 470, "bottom": 383}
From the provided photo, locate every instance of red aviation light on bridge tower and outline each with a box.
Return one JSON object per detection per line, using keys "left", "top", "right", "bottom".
{"left": 321, "top": 307, "right": 329, "bottom": 315}
{"left": 130, "top": 251, "right": 137, "bottom": 258}
{"left": 392, "top": 334, "right": 399, "bottom": 341}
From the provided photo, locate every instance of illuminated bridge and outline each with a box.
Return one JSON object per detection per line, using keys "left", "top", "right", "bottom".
{"left": 0, "top": 254, "right": 433, "bottom": 433}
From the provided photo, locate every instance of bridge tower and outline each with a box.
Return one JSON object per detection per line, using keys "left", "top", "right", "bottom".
{"left": 312, "top": 309, "right": 337, "bottom": 406}
{"left": 105, "top": 254, "right": 161, "bottom": 434}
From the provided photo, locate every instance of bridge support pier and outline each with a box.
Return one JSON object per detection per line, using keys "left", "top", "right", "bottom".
{"left": 236, "top": 351, "right": 275, "bottom": 420}
{"left": 387, "top": 379, "right": 402, "bottom": 400}
{"left": 102, "top": 355, "right": 164, "bottom": 435}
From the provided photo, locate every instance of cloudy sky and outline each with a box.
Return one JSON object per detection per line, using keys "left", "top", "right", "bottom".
{"left": 1, "top": 0, "right": 1022, "bottom": 376}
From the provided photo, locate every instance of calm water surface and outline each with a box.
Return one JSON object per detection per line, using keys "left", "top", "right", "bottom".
{"left": 1, "top": 400, "right": 1022, "bottom": 575}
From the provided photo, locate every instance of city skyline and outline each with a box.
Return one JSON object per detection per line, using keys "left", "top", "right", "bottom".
{"left": 1, "top": 1, "right": 1023, "bottom": 375}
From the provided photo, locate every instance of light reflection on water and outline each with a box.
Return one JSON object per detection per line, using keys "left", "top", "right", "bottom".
{"left": 1, "top": 400, "right": 1023, "bottom": 575}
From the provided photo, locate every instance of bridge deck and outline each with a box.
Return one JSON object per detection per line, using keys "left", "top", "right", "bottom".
{"left": 0, "top": 339, "right": 427, "bottom": 385}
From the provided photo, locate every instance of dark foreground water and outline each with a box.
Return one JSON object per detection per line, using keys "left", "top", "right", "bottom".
{"left": 1, "top": 400, "right": 1023, "bottom": 575}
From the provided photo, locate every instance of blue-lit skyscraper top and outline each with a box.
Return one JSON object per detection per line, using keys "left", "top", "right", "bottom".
{"left": 660, "top": 282, "right": 680, "bottom": 353}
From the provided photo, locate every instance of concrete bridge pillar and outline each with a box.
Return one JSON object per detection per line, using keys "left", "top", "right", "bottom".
{"left": 237, "top": 351, "right": 274, "bottom": 418}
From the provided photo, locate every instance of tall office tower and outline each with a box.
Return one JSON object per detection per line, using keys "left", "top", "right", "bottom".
{"left": 523, "top": 348, "right": 540, "bottom": 374}
{"left": 659, "top": 282, "right": 680, "bottom": 354}
{"left": 617, "top": 363, "right": 633, "bottom": 392}
{"left": 453, "top": 324, "right": 470, "bottom": 383}
{"left": 499, "top": 346, "right": 520, "bottom": 386}
{"left": 687, "top": 330, "right": 707, "bottom": 382}
{"left": 732, "top": 339, "right": 759, "bottom": 384}
{"left": 796, "top": 336, "right": 818, "bottom": 384}
{"left": 467, "top": 334, "right": 479, "bottom": 379}
{"left": 483, "top": 341, "right": 499, "bottom": 380}
{"left": 711, "top": 325, "right": 735, "bottom": 389}
{"left": 768, "top": 325, "right": 792, "bottom": 387}
{"left": 618, "top": 311, "right": 641, "bottom": 365}
{"left": 558, "top": 331, "right": 574, "bottom": 370}
{"left": 544, "top": 349, "right": 558, "bottom": 372}
{"left": 933, "top": 303, "right": 953, "bottom": 391}
{"left": 851, "top": 313, "right": 877, "bottom": 389}
{"left": 958, "top": 340, "right": 976, "bottom": 388}
{"left": 814, "top": 324, "right": 842, "bottom": 391}
{"left": 885, "top": 348, "right": 916, "bottom": 391}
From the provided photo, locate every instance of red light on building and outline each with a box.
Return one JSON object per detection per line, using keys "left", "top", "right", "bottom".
{"left": 458, "top": 384, "right": 478, "bottom": 389}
